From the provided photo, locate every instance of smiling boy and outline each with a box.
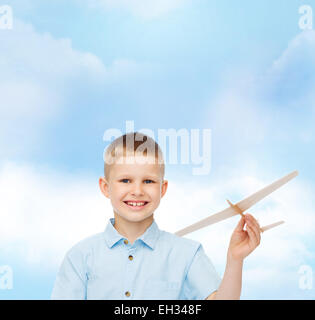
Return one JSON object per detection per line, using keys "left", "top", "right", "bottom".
{"left": 51, "top": 132, "right": 261, "bottom": 300}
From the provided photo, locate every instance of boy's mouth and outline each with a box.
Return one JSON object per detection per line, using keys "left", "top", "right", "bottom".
{"left": 123, "top": 201, "right": 149, "bottom": 210}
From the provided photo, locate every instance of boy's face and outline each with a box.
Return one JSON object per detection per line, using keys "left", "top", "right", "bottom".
{"left": 99, "top": 155, "right": 168, "bottom": 224}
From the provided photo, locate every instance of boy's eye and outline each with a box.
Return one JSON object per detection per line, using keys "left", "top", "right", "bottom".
{"left": 119, "top": 179, "right": 155, "bottom": 184}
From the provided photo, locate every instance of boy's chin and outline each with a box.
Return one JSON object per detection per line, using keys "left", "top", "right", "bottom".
{"left": 115, "top": 211, "right": 154, "bottom": 223}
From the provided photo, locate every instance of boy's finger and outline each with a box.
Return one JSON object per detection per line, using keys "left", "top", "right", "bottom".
{"left": 247, "top": 222, "right": 261, "bottom": 246}
{"left": 246, "top": 215, "right": 261, "bottom": 242}
{"left": 252, "top": 224, "right": 261, "bottom": 244}
{"left": 246, "top": 214, "right": 261, "bottom": 234}
{"left": 246, "top": 213, "right": 259, "bottom": 224}
{"left": 246, "top": 224, "right": 259, "bottom": 247}
{"left": 251, "top": 216, "right": 261, "bottom": 231}
{"left": 235, "top": 216, "right": 245, "bottom": 231}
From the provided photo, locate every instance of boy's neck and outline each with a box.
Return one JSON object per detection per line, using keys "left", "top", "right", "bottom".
{"left": 113, "top": 213, "right": 154, "bottom": 245}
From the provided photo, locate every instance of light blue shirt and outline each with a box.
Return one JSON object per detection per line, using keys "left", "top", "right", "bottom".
{"left": 51, "top": 218, "right": 221, "bottom": 300}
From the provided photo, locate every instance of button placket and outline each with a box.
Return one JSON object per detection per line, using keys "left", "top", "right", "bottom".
{"left": 122, "top": 240, "right": 136, "bottom": 299}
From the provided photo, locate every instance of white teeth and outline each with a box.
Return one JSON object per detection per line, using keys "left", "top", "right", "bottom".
{"left": 126, "top": 202, "right": 145, "bottom": 206}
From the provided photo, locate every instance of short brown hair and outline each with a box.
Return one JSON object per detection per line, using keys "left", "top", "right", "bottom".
{"left": 104, "top": 132, "right": 165, "bottom": 180}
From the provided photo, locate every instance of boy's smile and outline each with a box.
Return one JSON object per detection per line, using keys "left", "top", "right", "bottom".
{"left": 123, "top": 200, "right": 149, "bottom": 210}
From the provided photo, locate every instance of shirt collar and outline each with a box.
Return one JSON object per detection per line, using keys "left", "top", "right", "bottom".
{"left": 103, "top": 217, "right": 160, "bottom": 250}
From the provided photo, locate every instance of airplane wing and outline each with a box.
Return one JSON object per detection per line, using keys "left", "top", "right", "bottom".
{"left": 235, "top": 171, "right": 298, "bottom": 213}
{"left": 175, "top": 207, "right": 237, "bottom": 236}
{"left": 175, "top": 170, "right": 298, "bottom": 237}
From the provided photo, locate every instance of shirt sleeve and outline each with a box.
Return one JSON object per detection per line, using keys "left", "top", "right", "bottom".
{"left": 51, "top": 247, "right": 87, "bottom": 300}
{"left": 182, "top": 244, "right": 221, "bottom": 300}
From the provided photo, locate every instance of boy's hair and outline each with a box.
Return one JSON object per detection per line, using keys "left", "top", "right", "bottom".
{"left": 104, "top": 132, "right": 165, "bottom": 181}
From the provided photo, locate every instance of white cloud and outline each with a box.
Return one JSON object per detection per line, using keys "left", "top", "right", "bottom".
{"left": 270, "top": 30, "right": 315, "bottom": 77}
{"left": 0, "top": 19, "right": 106, "bottom": 83}
{"left": 203, "top": 30, "right": 315, "bottom": 170}
{"left": 84, "top": 0, "right": 189, "bottom": 19}
{"left": 263, "top": 30, "right": 315, "bottom": 106}
{"left": 0, "top": 19, "right": 105, "bottom": 159}
{"left": 1, "top": 161, "right": 313, "bottom": 299}
{"left": 0, "top": 162, "right": 111, "bottom": 268}
{"left": 242, "top": 268, "right": 301, "bottom": 299}
{"left": 0, "top": 19, "right": 155, "bottom": 159}
{"left": 0, "top": 18, "right": 157, "bottom": 107}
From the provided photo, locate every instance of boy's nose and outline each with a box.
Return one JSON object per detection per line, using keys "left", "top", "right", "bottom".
{"left": 131, "top": 183, "right": 144, "bottom": 196}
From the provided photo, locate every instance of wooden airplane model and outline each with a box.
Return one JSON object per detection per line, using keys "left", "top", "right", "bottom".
{"left": 175, "top": 170, "right": 299, "bottom": 237}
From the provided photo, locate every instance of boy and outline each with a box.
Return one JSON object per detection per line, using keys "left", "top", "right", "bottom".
{"left": 51, "top": 132, "right": 261, "bottom": 300}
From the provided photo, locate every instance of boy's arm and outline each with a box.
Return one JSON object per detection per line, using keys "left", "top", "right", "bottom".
{"left": 206, "top": 214, "right": 261, "bottom": 300}
{"left": 206, "top": 258, "right": 243, "bottom": 300}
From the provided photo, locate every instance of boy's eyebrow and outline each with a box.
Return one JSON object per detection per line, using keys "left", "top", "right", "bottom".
{"left": 116, "top": 174, "right": 160, "bottom": 180}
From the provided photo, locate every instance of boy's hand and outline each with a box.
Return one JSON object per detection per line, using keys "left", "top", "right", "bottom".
{"left": 227, "top": 213, "right": 261, "bottom": 262}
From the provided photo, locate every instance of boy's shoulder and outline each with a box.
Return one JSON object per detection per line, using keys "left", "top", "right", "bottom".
{"left": 66, "top": 232, "right": 104, "bottom": 257}
{"left": 159, "top": 229, "right": 202, "bottom": 253}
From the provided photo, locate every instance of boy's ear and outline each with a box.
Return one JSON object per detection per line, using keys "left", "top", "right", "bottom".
{"left": 161, "top": 180, "right": 168, "bottom": 198}
{"left": 99, "top": 176, "right": 110, "bottom": 198}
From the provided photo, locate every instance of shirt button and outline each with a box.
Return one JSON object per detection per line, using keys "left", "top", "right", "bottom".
{"left": 124, "top": 239, "right": 128, "bottom": 245}
{"left": 125, "top": 291, "right": 131, "bottom": 297}
{"left": 128, "top": 255, "right": 133, "bottom": 261}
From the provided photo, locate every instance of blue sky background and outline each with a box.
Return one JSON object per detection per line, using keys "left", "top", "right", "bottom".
{"left": 0, "top": 0, "right": 314, "bottom": 299}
